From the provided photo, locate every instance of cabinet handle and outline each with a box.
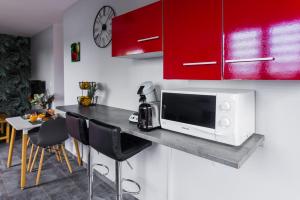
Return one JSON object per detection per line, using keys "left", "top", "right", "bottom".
{"left": 225, "top": 57, "right": 275, "bottom": 64}
{"left": 183, "top": 61, "right": 217, "bottom": 66}
{"left": 137, "top": 36, "right": 160, "bottom": 42}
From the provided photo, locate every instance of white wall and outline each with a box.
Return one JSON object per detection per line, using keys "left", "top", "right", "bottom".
{"left": 31, "top": 26, "right": 54, "bottom": 93}
{"left": 53, "top": 23, "right": 65, "bottom": 106}
{"left": 31, "top": 23, "right": 64, "bottom": 106}
{"left": 63, "top": 0, "right": 300, "bottom": 200}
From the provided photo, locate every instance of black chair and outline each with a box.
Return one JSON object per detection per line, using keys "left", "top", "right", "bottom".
{"left": 27, "top": 118, "right": 72, "bottom": 186}
{"left": 89, "top": 119, "right": 152, "bottom": 200}
{"left": 65, "top": 112, "right": 89, "bottom": 166}
{"left": 65, "top": 112, "right": 92, "bottom": 198}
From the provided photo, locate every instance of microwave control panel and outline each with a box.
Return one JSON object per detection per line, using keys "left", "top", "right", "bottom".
{"left": 219, "top": 101, "right": 231, "bottom": 111}
{"left": 218, "top": 101, "right": 233, "bottom": 127}
{"left": 219, "top": 117, "right": 231, "bottom": 128}
{"left": 216, "top": 96, "right": 235, "bottom": 126}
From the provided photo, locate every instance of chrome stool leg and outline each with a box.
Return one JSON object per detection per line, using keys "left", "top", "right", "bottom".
{"left": 88, "top": 156, "right": 140, "bottom": 200}
{"left": 115, "top": 160, "right": 141, "bottom": 200}
{"left": 88, "top": 146, "right": 92, "bottom": 200}
{"left": 89, "top": 148, "right": 110, "bottom": 200}
{"left": 90, "top": 163, "right": 109, "bottom": 200}
{"left": 116, "top": 161, "right": 123, "bottom": 200}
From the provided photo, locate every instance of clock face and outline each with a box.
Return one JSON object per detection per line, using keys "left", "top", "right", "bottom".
{"left": 93, "top": 6, "right": 116, "bottom": 48}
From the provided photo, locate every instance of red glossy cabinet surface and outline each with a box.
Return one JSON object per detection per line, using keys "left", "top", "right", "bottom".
{"left": 163, "top": 0, "right": 222, "bottom": 80}
{"left": 112, "top": 1, "right": 162, "bottom": 57}
{"left": 224, "top": 0, "right": 300, "bottom": 80}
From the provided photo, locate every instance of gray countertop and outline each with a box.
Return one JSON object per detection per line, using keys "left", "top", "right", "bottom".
{"left": 56, "top": 104, "right": 264, "bottom": 169}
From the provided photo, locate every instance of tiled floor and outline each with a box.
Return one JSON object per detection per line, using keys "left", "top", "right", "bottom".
{"left": 0, "top": 133, "right": 136, "bottom": 200}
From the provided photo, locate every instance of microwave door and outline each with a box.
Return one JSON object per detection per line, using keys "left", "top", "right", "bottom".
{"left": 162, "top": 92, "right": 216, "bottom": 130}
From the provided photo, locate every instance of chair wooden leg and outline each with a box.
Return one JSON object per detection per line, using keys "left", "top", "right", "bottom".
{"left": 61, "top": 145, "right": 72, "bottom": 174}
{"left": 7, "top": 128, "right": 16, "bottom": 168}
{"left": 57, "top": 145, "right": 62, "bottom": 163}
{"left": 30, "top": 146, "right": 40, "bottom": 172}
{"left": 35, "top": 148, "right": 45, "bottom": 186}
{"left": 27, "top": 144, "right": 35, "bottom": 172}
{"left": 55, "top": 152, "right": 60, "bottom": 162}
{"left": 0, "top": 122, "right": 3, "bottom": 134}
{"left": 53, "top": 146, "right": 60, "bottom": 162}
{"left": 5, "top": 123, "right": 10, "bottom": 144}
{"left": 73, "top": 138, "right": 82, "bottom": 166}
{"left": 26, "top": 138, "right": 30, "bottom": 148}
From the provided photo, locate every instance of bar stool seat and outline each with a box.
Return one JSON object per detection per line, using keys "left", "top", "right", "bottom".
{"left": 89, "top": 121, "right": 151, "bottom": 161}
{"left": 120, "top": 133, "right": 152, "bottom": 161}
{"left": 89, "top": 119, "right": 152, "bottom": 200}
{"left": 66, "top": 112, "right": 89, "bottom": 166}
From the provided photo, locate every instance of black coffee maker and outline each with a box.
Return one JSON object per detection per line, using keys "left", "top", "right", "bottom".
{"left": 138, "top": 102, "right": 160, "bottom": 131}
{"left": 136, "top": 82, "right": 160, "bottom": 131}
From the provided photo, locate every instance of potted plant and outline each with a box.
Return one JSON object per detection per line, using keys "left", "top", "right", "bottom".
{"left": 78, "top": 82, "right": 99, "bottom": 106}
{"left": 30, "top": 92, "right": 55, "bottom": 110}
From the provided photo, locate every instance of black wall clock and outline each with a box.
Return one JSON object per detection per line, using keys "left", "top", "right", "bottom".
{"left": 93, "top": 6, "right": 116, "bottom": 48}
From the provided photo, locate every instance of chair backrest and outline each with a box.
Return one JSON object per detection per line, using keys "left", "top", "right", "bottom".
{"left": 89, "top": 119, "right": 122, "bottom": 160}
{"left": 66, "top": 112, "right": 89, "bottom": 145}
{"left": 38, "top": 117, "right": 68, "bottom": 147}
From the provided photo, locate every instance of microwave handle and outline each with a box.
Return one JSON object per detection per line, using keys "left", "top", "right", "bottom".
{"left": 184, "top": 126, "right": 214, "bottom": 135}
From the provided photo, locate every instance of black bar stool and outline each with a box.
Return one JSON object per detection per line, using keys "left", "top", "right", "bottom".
{"left": 65, "top": 112, "right": 89, "bottom": 166}
{"left": 65, "top": 112, "right": 91, "bottom": 197}
{"left": 89, "top": 119, "right": 152, "bottom": 200}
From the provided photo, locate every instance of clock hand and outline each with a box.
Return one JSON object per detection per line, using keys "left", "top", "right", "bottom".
{"left": 104, "top": 10, "right": 114, "bottom": 25}
{"left": 96, "top": 28, "right": 104, "bottom": 39}
{"left": 96, "top": 16, "right": 104, "bottom": 26}
{"left": 94, "top": 29, "right": 104, "bottom": 42}
{"left": 94, "top": 33, "right": 99, "bottom": 39}
{"left": 100, "top": 29, "right": 104, "bottom": 37}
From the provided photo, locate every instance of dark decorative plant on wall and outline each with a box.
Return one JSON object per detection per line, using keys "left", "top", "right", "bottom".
{"left": 71, "top": 42, "right": 80, "bottom": 62}
{"left": 0, "top": 34, "right": 31, "bottom": 117}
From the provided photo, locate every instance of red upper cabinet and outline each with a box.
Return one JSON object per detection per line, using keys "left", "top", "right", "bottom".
{"left": 163, "top": 0, "right": 222, "bottom": 80}
{"left": 112, "top": 1, "right": 162, "bottom": 58}
{"left": 224, "top": 0, "right": 300, "bottom": 80}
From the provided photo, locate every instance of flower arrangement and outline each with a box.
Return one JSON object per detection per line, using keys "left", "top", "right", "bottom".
{"left": 30, "top": 93, "right": 55, "bottom": 109}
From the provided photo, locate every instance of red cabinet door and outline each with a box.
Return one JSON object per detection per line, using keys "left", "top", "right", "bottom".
{"left": 112, "top": 1, "right": 162, "bottom": 58}
{"left": 224, "top": 0, "right": 300, "bottom": 80}
{"left": 163, "top": 0, "right": 222, "bottom": 80}
{"left": 112, "top": 10, "right": 137, "bottom": 57}
{"left": 134, "top": 1, "right": 162, "bottom": 56}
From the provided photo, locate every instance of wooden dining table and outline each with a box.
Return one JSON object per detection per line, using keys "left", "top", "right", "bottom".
{"left": 6, "top": 116, "right": 42, "bottom": 190}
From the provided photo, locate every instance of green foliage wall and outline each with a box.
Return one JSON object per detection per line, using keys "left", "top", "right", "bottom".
{"left": 0, "top": 34, "right": 31, "bottom": 116}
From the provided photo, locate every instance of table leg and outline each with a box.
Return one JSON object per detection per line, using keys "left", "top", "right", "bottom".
{"left": 6, "top": 123, "right": 10, "bottom": 143}
{"left": 7, "top": 128, "right": 16, "bottom": 168}
{"left": 21, "top": 131, "right": 28, "bottom": 190}
{"left": 0, "top": 122, "right": 3, "bottom": 133}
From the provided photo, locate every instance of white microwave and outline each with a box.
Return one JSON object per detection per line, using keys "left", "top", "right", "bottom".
{"left": 160, "top": 88, "right": 255, "bottom": 146}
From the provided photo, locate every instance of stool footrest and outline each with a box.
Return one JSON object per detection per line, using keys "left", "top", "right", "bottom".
{"left": 92, "top": 163, "right": 109, "bottom": 176}
{"left": 122, "top": 178, "right": 141, "bottom": 195}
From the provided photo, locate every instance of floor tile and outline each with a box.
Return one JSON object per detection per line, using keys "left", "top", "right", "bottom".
{"left": 0, "top": 138, "right": 137, "bottom": 200}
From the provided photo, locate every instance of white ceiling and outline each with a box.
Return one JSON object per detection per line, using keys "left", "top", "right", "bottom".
{"left": 0, "top": 0, "right": 79, "bottom": 37}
